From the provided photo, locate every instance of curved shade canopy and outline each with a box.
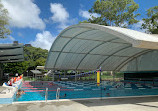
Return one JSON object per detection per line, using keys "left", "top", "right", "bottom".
{"left": 45, "top": 23, "right": 158, "bottom": 71}
{"left": 0, "top": 43, "right": 24, "bottom": 63}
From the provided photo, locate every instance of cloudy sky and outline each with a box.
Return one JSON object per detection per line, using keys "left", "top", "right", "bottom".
{"left": 0, "top": 0, "right": 158, "bottom": 50}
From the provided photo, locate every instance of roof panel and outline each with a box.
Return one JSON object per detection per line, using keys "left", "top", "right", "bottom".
{"left": 74, "top": 40, "right": 102, "bottom": 53}
{"left": 61, "top": 27, "right": 91, "bottom": 37}
{"left": 0, "top": 43, "right": 23, "bottom": 48}
{"left": 1, "top": 59, "right": 24, "bottom": 63}
{"left": 101, "top": 56, "right": 128, "bottom": 71}
{"left": 111, "top": 38, "right": 128, "bottom": 43}
{"left": 78, "top": 55, "right": 108, "bottom": 70}
{"left": 0, "top": 48, "right": 23, "bottom": 55}
{"left": 0, "top": 43, "right": 24, "bottom": 63}
{"left": 0, "top": 55, "right": 23, "bottom": 60}
{"left": 55, "top": 53, "right": 85, "bottom": 69}
{"left": 59, "top": 53, "right": 85, "bottom": 70}
{"left": 45, "top": 52, "right": 60, "bottom": 69}
{"left": 51, "top": 38, "right": 71, "bottom": 51}
{"left": 90, "top": 42, "right": 131, "bottom": 56}
{"left": 46, "top": 23, "right": 158, "bottom": 71}
{"left": 76, "top": 30, "right": 117, "bottom": 41}
{"left": 114, "top": 47, "right": 146, "bottom": 56}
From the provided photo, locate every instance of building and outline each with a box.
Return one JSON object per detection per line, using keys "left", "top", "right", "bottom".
{"left": 0, "top": 41, "right": 24, "bottom": 80}
{"left": 45, "top": 23, "right": 158, "bottom": 81}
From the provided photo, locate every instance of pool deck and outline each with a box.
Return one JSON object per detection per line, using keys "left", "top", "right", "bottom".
{"left": 1, "top": 96, "right": 158, "bottom": 111}
{"left": 0, "top": 87, "right": 16, "bottom": 98}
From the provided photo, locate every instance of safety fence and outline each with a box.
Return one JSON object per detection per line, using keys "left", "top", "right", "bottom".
{"left": 14, "top": 80, "right": 158, "bottom": 102}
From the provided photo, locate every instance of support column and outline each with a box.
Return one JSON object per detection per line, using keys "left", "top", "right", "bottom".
{"left": 95, "top": 72, "right": 97, "bottom": 81}
{"left": 0, "top": 64, "right": 3, "bottom": 80}
{"left": 111, "top": 71, "right": 114, "bottom": 81}
{"left": 0, "top": 69, "right": 3, "bottom": 80}
{"left": 52, "top": 70, "right": 54, "bottom": 82}
{"left": 75, "top": 71, "right": 77, "bottom": 82}
{"left": 97, "top": 70, "right": 101, "bottom": 86}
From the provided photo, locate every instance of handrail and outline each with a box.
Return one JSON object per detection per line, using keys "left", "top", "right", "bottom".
{"left": 45, "top": 87, "right": 48, "bottom": 102}
{"left": 56, "top": 87, "right": 60, "bottom": 100}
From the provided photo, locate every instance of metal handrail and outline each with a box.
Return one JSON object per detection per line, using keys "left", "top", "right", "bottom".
{"left": 45, "top": 88, "right": 48, "bottom": 102}
{"left": 56, "top": 87, "right": 60, "bottom": 100}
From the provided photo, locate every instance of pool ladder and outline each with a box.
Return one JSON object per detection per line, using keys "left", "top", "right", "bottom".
{"left": 56, "top": 87, "right": 60, "bottom": 100}
{"left": 45, "top": 88, "right": 48, "bottom": 102}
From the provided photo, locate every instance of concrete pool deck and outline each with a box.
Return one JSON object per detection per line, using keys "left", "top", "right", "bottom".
{"left": 1, "top": 96, "right": 158, "bottom": 111}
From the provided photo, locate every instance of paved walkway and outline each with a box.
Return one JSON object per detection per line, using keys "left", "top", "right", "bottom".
{"left": 1, "top": 96, "right": 158, "bottom": 111}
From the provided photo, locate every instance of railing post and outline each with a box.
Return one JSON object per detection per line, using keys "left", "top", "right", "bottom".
{"left": 45, "top": 87, "right": 48, "bottom": 102}
{"left": 56, "top": 87, "right": 60, "bottom": 100}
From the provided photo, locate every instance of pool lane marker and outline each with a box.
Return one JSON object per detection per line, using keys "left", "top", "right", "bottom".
{"left": 24, "top": 89, "right": 74, "bottom": 92}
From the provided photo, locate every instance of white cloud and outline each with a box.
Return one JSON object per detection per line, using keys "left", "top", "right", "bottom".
{"left": 79, "top": 9, "right": 100, "bottom": 19}
{"left": 50, "top": 3, "right": 77, "bottom": 30}
{"left": 50, "top": 3, "right": 69, "bottom": 23}
{"left": 131, "top": 20, "right": 146, "bottom": 33}
{"left": 1, "top": 0, "right": 45, "bottom": 30}
{"left": 30, "top": 31, "right": 55, "bottom": 50}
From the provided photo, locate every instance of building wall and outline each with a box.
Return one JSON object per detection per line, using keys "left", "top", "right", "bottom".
{"left": 121, "top": 50, "right": 158, "bottom": 71}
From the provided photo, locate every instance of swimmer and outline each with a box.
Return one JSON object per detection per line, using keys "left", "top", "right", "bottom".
{"left": 48, "top": 82, "right": 54, "bottom": 86}
{"left": 16, "top": 89, "right": 21, "bottom": 96}
{"left": 21, "top": 90, "right": 25, "bottom": 94}
{"left": 106, "top": 93, "right": 110, "bottom": 96}
{"left": 64, "top": 93, "right": 67, "bottom": 97}
{"left": 16, "top": 89, "right": 25, "bottom": 96}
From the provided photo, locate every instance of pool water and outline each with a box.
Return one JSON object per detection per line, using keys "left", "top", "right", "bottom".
{"left": 14, "top": 81, "right": 158, "bottom": 102}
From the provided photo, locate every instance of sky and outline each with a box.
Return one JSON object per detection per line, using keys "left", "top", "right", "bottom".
{"left": 0, "top": 0, "right": 158, "bottom": 50}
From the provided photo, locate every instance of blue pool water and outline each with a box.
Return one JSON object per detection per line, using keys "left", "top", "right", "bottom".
{"left": 14, "top": 81, "right": 158, "bottom": 102}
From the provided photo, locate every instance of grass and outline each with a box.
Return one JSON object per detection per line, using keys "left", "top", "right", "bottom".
{"left": 23, "top": 76, "right": 53, "bottom": 81}
{"left": 23, "top": 77, "right": 37, "bottom": 81}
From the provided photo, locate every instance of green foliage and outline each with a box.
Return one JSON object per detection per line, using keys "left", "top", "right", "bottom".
{"left": 79, "top": 20, "right": 90, "bottom": 24}
{"left": 3, "top": 61, "right": 29, "bottom": 74}
{"left": 0, "top": 0, "right": 11, "bottom": 38}
{"left": 23, "top": 77, "right": 37, "bottom": 81}
{"left": 42, "top": 75, "right": 52, "bottom": 81}
{"left": 141, "top": 6, "right": 158, "bottom": 34}
{"left": 3, "top": 46, "right": 48, "bottom": 74}
{"left": 81, "top": 0, "right": 140, "bottom": 28}
{"left": 24, "top": 46, "right": 48, "bottom": 67}
{"left": 35, "top": 57, "right": 46, "bottom": 66}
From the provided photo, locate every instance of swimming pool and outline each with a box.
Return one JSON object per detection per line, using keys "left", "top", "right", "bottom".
{"left": 14, "top": 81, "right": 158, "bottom": 102}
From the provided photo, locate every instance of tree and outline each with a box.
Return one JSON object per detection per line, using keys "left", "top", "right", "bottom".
{"left": 141, "top": 6, "right": 158, "bottom": 34}
{"left": 83, "top": 0, "right": 140, "bottom": 28}
{"left": 3, "top": 61, "right": 29, "bottom": 74}
{"left": 0, "top": 0, "right": 11, "bottom": 38}
{"left": 35, "top": 57, "right": 46, "bottom": 66}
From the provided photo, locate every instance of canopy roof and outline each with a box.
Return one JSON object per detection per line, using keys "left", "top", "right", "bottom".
{"left": 30, "top": 70, "right": 42, "bottom": 74}
{"left": 36, "top": 66, "right": 45, "bottom": 70}
{"left": 0, "top": 43, "right": 24, "bottom": 63}
{"left": 45, "top": 23, "right": 158, "bottom": 71}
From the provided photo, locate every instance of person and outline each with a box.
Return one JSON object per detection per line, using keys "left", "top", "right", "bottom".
{"left": 21, "top": 90, "right": 25, "bottom": 94}
{"left": 64, "top": 93, "right": 67, "bottom": 97}
{"left": 106, "top": 93, "right": 110, "bottom": 96}
{"left": 16, "top": 89, "right": 25, "bottom": 96}
{"left": 16, "top": 89, "right": 21, "bottom": 96}
{"left": 48, "top": 82, "right": 54, "bottom": 86}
